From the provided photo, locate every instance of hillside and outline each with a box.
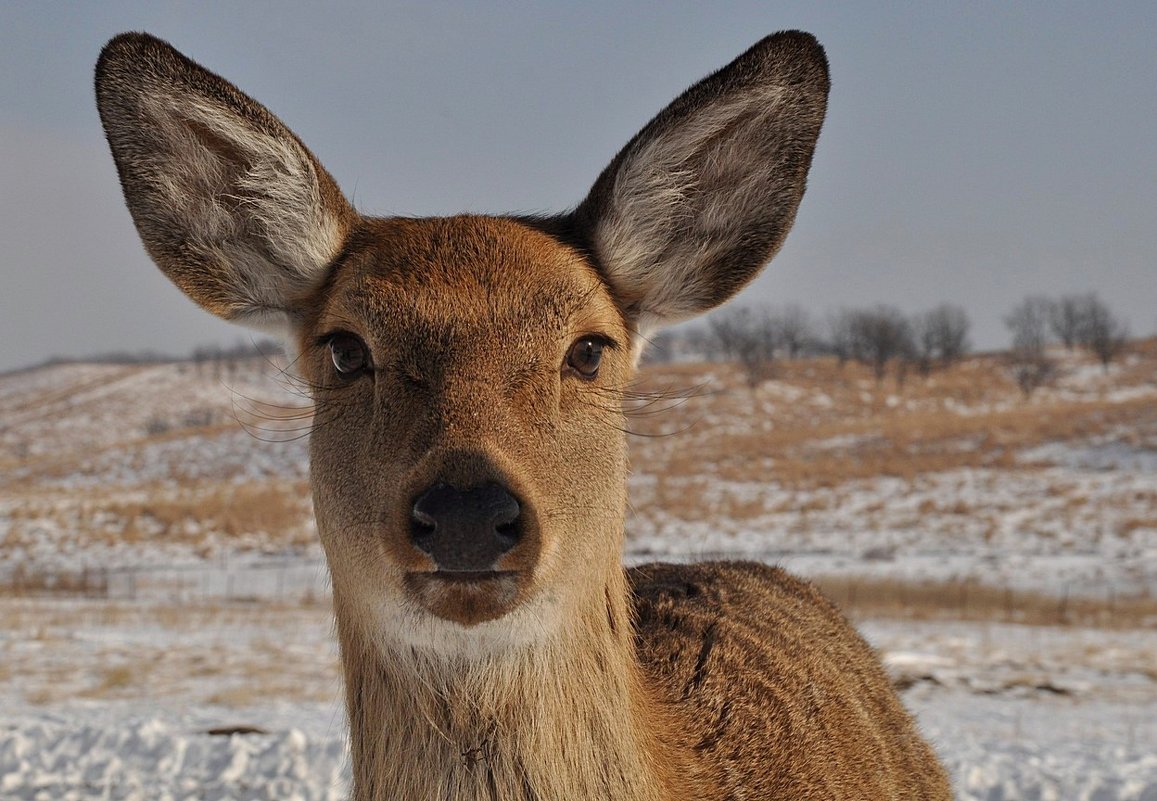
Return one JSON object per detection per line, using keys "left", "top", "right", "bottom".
{"left": 2, "top": 343, "right": 1156, "bottom": 800}
{"left": 2, "top": 342, "right": 1155, "bottom": 602}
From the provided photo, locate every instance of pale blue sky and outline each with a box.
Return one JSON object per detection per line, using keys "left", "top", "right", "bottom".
{"left": 2, "top": 2, "right": 1155, "bottom": 370}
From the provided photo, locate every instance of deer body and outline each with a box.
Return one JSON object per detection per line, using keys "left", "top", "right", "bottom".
{"left": 96, "top": 31, "right": 951, "bottom": 800}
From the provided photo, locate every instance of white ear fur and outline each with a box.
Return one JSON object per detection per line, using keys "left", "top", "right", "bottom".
{"left": 96, "top": 33, "right": 355, "bottom": 336}
{"left": 574, "top": 32, "right": 829, "bottom": 335}
{"left": 142, "top": 94, "right": 345, "bottom": 329}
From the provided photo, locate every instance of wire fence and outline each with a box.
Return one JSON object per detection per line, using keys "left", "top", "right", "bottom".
{"left": 2, "top": 555, "right": 1152, "bottom": 628}
{"left": 1, "top": 559, "right": 331, "bottom": 604}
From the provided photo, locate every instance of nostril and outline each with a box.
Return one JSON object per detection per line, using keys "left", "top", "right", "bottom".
{"left": 410, "top": 486, "right": 443, "bottom": 553}
{"left": 494, "top": 520, "right": 519, "bottom": 549}
{"left": 408, "top": 482, "right": 524, "bottom": 570}
{"left": 411, "top": 507, "right": 437, "bottom": 531}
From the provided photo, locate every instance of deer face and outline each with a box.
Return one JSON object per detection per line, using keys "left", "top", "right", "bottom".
{"left": 301, "top": 217, "right": 632, "bottom": 644}
{"left": 96, "top": 31, "right": 827, "bottom": 655}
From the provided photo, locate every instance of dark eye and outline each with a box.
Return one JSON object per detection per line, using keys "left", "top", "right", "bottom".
{"left": 566, "top": 336, "right": 605, "bottom": 379}
{"left": 326, "top": 332, "right": 371, "bottom": 378}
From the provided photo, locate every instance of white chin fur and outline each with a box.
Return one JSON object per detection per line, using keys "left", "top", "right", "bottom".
{"left": 369, "top": 596, "right": 562, "bottom": 661}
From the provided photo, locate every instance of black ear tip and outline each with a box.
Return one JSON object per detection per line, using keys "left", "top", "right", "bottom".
{"left": 754, "top": 30, "right": 830, "bottom": 88}
{"left": 763, "top": 30, "right": 824, "bottom": 56}
{"left": 96, "top": 32, "right": 175, "bottom": 84}
{"left": 98, "top": 31, "right": 160, "bottom": 63}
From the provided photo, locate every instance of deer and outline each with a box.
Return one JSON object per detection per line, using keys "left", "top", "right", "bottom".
{"left": 95, "top": 30, "right": 951, "bottom": 801}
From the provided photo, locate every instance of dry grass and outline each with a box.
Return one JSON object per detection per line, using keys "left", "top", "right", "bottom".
{"left": 5, "top": 340, "right": 1155, "bottom": 609}
{"left": 1119, "top": 517, "right": 1157, "bottom": 535}
{"left": 0, "top": 565, "right": 111, "bottom": 597}
{"left": 205, "top": 680, "right": 333, "bottom": 707}
{"left": 104, "top": 480, "right": 313, "bottom": 547}
{"left": 629, "top": 343, "right": 1157, "bottom": 490}
{"left": 81, "top": 665, "right": 138, "bottom": 698}
{"left": 0, "top": 478, "right": 315, "bottom": 562}
{"left": 817, "top": 575, "right": 1157, "bottom": 629}
{"left": 0, "top": 597, "right": 340, "bottom": 708}
{"left": 0, "top": 598, "right": 328, "bottom": 634}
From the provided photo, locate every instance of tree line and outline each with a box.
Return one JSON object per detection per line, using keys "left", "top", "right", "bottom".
{"left": 649, "top": 292, "right": 1131, "bottom": 393}
{"left": 1004, "top": 292, "right": 1128, "bottom": 396}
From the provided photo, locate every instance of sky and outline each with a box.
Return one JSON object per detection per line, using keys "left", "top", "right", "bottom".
{"left": 2, "top": 2, "right": 1155, "bottom": 372}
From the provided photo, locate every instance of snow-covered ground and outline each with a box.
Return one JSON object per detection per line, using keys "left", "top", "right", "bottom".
{"left": 626, "top": 464, "right": 1157, "bottom": 597}
{"left": 1, "top": 601, "right": 1154, "bottom": 800}
{"left": 2, "top": 350, "right": 1156, "bottom": 798}
{"left": 4, "top": 694, "right": 1154, "bottom": 801}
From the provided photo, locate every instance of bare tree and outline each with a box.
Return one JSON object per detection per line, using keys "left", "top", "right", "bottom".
{"left": 926, "top": 304, "right": 971, "bottom": 366}
{"left": 910, "top": 304, "right": 971, "bottom": 376}
{"left": 1049, "top": 295, "right": 1088, "bottom": 350}
{"left": 1004, "top": 296, "right": 1055, "bottom": 397}
{"left": 679, "top": 326, "right": 724, "bottom": 361}
{"left": 909, "top": 316, "right": 937, "bottom": 377}
{"left": 709, "top": 307, "right": 778, "bottom": 387}
{"left": 769, "top": 304, "right": 814, "bottom": 360}
{"left": 848, "top": 306, "right": 914, "bottom": 382}
{"left": 1081, "top": 294, "right": 1129, "bottom": 369}
{"left": 1005, "top": 296, "right": 1053, "bottom": 352}
{"left": 825, "top": 309, "right": 857, "bottom": 368}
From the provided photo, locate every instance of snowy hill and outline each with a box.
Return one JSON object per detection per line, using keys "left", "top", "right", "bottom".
{"left": 2, "top": 344, "right": 1156, "bottom": 799}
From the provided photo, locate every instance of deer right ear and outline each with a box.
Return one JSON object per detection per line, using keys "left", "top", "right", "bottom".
{"left": 571, "top": 31, "right": 829, "bottom": 334}
{"left": 95, "top": 32, "right": 356, "bottom": 334}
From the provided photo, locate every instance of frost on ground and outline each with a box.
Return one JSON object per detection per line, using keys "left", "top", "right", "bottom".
{"left": 2, "top": 348, "right": 1157, "bottom": 798}
{"left": 2, "top": 601, "right": 1155, "bottom": 801}
{"left": 4, "top": 350, "right": 1156, "bottom": 595}
{"left": 1, "top": 714, "right": 348, "bottom": 801}
{"left": 4, "top": 696, "right": 1154, "bottom": 801}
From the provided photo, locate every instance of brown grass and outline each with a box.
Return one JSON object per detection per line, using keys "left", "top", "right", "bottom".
{"left": 205, "top": 680, "right": 332, "bottom": 707}
{"left": 0, "top": 479, "right": 315, "bottom": 563}
{"left": 1119, "top": 517, "right": 1157, "bottom": 535}
{"left": 81, "top": 665, "right": 137, "bottom": 698}
{"left": 0, "top": 565, "right": 111, "bottom": 597}
{"left": 103, "top": 480, "right": 313, "bottom": 547}
{"left": 816, "top": 575, "right": 1157, "bottom": 629}
{"left": 629, "top": 344, "right": 1157, "bottom": 490}
{"left": 0, "top": 599, "right": 329, "bottom": 635}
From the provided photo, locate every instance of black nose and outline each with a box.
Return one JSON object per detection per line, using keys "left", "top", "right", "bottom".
{"left": 410, "top": 483, "right": 522, "bottom": 572}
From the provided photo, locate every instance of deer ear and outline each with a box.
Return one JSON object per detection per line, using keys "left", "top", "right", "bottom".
{"left": 572, "top": 31, "right": 829, "bottom": 332}
{"left": 95, "top": 32, "right": 356, "bottom": 334}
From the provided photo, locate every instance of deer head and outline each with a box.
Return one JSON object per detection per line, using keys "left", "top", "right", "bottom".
{"left": 96, "top": 31, "right": 828, "bottom": 658}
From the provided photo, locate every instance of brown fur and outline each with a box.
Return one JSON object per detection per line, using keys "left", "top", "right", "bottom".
{"left": 633, "top": 562, "right": 950, "bottom": 798}
{"left": 97, "top": 30, "right": 951, "bottom": 801}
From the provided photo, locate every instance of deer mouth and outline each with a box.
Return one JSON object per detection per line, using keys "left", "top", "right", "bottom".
{"left": 404, "top": 570, "right": 524, "bottom": 625}
{"left": 427, "top": 569, "right": 518, "bottom": 584}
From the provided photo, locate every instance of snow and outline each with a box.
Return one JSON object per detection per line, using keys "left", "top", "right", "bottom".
{"left": 626, "top": 466, "right": 1157, "bottom": 597}
{"left": 4, "top": 353, "right": 1157, "bottom": 798}
{"left": 0, "top": 713, "right": 347, "bottom": 801}
{"left": 8, "top": 698, "right": 1154, "bottom": 801}
{"left": 1, "top": 605, "right": 1154, "bottom": 800}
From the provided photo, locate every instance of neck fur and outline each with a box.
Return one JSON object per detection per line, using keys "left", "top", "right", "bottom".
{"left": 337, "top": 570, "right": 686, "bottom": 801}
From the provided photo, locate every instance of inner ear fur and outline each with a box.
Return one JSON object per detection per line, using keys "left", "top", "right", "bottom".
{"left": 95, "top": 32, "right": 356, "bottom": 331}
{"left": 570, "top": 31, "right": 829, "bottom": 330}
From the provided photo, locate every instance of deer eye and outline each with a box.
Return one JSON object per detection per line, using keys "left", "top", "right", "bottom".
{"left": 326, "top": 332, "right": 372, "bottom": 378}
{"left": 566, "top": 336, "right": 606, "bottom": 379}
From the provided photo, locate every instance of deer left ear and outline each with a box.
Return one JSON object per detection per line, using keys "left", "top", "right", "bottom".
{"left": 95, "top": 32, "right": 357, "bottom": 336}
{"left": 570, "top": 31, "right": 829, "bottom": 333}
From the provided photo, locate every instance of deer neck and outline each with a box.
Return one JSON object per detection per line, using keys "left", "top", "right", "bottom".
{"left": 337, "top": 569, "right": 690, "bottom": 801}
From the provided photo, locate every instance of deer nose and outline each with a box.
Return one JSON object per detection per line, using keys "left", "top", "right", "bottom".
{"left": 410, "top": 483, "right": 522, "bottom": 572}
